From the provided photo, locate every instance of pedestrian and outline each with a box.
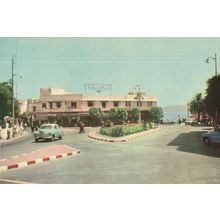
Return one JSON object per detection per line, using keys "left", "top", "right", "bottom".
{"left": 6, "top": 120, "right": 10, "bottom": 140}
{"left": 79, "top": 121, "right": 85, "bottom": 133}
{"left": 0, "top": 125, "right": 2, "bottom": 140}
{"left": 100, "top": 119, "right": 104, "bottom": 128}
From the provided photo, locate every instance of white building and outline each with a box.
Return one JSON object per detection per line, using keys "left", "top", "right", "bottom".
{"left": 20, "top": 87, "right": 157, "bottom": 125}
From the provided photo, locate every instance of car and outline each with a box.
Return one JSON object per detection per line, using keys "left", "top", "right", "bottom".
{"left": 185, "top": 118, "right": 198, "bottom": 126}
{"left": 34, "top": 123, "right": 63, "bottom": 142}
{"left": 201, "top": 127, "right": 220, "bottom": 146}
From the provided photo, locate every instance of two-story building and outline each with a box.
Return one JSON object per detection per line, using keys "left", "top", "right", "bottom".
{"left": 20, "top": 87, "right": 157, "bottom": 126}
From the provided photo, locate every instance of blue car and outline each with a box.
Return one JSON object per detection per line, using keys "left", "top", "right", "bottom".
{"left": 201, "top": 128, "right": 220, "bottom": 146}
{"left": 34, "top": 123, "right": 63, "bottom": 142}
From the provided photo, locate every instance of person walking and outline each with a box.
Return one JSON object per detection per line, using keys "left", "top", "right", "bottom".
{"left": 79, "top": 121, "right": 85, "bottom": 133}
{"left": 0, "top": 125, "right": 2, "bottom": 140}
{"left": 6, "top": 120, "right": 11, "bottom": 140}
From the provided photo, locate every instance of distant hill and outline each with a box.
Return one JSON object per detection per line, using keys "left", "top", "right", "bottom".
{"left": 163, "top": 105, "right": 188, "bottom": 112}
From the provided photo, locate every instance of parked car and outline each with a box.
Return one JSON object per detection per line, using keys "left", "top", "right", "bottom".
{"left": 185, "top": 118, "right": 198, "bottom": 126}
{"left": 201, "top": 126, "right": 220, "bottom": 146}
{"left": 34, "top": 123, "right": 63, "bottom": 142}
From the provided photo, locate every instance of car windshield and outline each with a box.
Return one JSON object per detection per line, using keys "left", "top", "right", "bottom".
{"left": 41, "top": 125, "right": 53, "bottom": 129}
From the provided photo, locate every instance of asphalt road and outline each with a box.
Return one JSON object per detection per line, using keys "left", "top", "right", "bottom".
{"left": 1, "top": 125, "right": 220, "bottom": 183}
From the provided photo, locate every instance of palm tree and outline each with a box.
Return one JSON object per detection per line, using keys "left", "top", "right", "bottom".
{"left": 188, "top": 93, "right": 205, "bottom": 122}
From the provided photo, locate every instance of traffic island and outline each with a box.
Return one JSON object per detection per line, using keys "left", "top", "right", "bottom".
{"left": 0, "top": 145, "right": 80, "bottom": 173}
{"left": 88, "top": 127, "right": 161, "bottom": 142}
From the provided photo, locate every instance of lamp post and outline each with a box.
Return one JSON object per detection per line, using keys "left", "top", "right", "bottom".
{"left": 205, "top": 53, "right": 218, "bottom": 76}
{"left": 134, "top": 85, "right": 144, "bottom": 124}
{"left": 11, "top": 56, "right": 15, "bottom": 135}
{"left": 11, "top": 55, "right": 23, "bottom": 136}
{"left": 205, "top": 53, "right": 218, "bottom": 123}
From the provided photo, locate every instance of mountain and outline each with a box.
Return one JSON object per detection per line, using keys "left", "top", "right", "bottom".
{"left": 162, "top": 105, "right": 188, "bottom": 112}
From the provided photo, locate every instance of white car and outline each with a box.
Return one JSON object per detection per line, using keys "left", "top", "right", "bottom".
{"left": 34, "top": 123, "right": 63, "bottom": 142}
{"left": 185, "top": 118, "right": 198, "bottom": 126}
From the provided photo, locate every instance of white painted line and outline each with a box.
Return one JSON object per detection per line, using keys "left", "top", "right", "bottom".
{"left": 0, "top": 166, "right": 8, "bottom": 172}
{"left": 35, "top": 158, "right": 43, "bottom": 164}
{"left": 49, "top": 155, "right": 57, "bottom": 160}
{"left": 18, "top": 162, "right": 28, "bottom": 168}
{"left": 12, "top": 155, "right": 19, "bottom": 159}
{"left": 62, "top": 153, "right": 68, "bottom": 157}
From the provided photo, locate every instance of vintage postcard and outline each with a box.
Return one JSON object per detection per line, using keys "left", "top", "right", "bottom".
{"left": 0, "top": 37, "right": 220, "bottom": 183}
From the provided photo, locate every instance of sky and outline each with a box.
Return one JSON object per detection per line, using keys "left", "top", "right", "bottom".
{"left": 0, "top": 37, "right": 220, "bottom": 107}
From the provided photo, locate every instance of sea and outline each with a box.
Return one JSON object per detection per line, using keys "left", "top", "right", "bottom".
{"left": 163, "top": 111, "right": 188, "bottom": 122}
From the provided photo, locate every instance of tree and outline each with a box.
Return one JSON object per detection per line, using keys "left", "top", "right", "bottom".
{"left": 128, "top": 108, "right": 140, "bottom": 122}
{"left": 89, "top": 107, "right": 103, "bottom": 125}
{"left": 0, "top": 81, "right": 19, "bottom": 121}
{"left": 149, "top": 106, "right": 163, "bottom": 123}
{"left": 204, "top": 75, "right": 220, "bottom": 123}
{"left": 109, "top": 108, "right": 128, "bottom": 125}
{"left": 20, "top": 112, "right": 30, "bottom": 124}
{"left": 188, "top": 93, "right": 204, "bottom": 122}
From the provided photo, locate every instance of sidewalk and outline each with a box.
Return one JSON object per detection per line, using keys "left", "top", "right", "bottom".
{"left": 0, "top": 144, "right": 80, "bottom": 173}
{"left": 0, "top": 130, "right": 31, "bottom": 146}
{"left": 88, "top": 127, "right": 161, "bottom": 142}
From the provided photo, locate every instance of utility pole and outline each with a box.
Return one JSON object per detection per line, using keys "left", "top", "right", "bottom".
{"left": 11, "top": 56, "right": 15, "bottom": 136}
{"left": 135, "top": 85, "right": 143, "bottom": 124}
{"left": 215, "top": 53, "right": 217, "bottom": 76}
{"left": 214, "top": 53, "right": 218, "bottom": 123}
{"left": 205, "top": 53, "right": 218, "bottom": 123}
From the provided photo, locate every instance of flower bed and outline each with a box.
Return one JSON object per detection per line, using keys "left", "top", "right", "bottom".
{"left": 99, "top": 123, "right": 153, "bottom": 137}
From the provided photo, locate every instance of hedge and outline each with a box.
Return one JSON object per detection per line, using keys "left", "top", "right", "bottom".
{"left": 99, "top": 123, "right": 153, "bottom": 137}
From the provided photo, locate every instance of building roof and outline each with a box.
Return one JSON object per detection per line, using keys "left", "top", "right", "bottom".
{"left": 39, "top": 87, "right": 157, "bottom": 102}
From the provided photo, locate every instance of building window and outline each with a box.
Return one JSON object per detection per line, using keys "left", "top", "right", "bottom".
{"left": 102, "top": 101, "right": 107, "bottom": 108}
{"left": 126, "top": 101, "right": 131, "bottom": 107}
{"left": 42, "top": 103, "right": 46, "bottom": 109}
{"left": 137, "top": 101, "right": 142, "bottom": 107}
{"left": 49, "top": 102, "right": 53, "bottom": 109}
{"left": 148, "top": 101, "right": 153, "bottom": 107}
{"left": 88, "top": 101, "right": 94, "bottom": 107}
{"left": 56, "top": 102, "right": 61, "bottom": 108}
{"left": 114, "top": 101, "right": 119, "bottom": 107}
{"left": 33, "top": 106, "right": 36, "bottom": 112}
{"left": 71, "top": 102, "right": 77, "bottom": 109}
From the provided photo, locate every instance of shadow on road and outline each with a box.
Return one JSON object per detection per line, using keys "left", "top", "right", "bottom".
{"left": 167, "top": 130, "right": 220, "bottom": 158}
{"left": 31, "top": 139, "right": 60, "bottom": 144}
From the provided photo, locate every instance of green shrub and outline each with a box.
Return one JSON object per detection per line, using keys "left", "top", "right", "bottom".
{"left": 149, "top": 106, "right": 164, "bottom": 123}
{"left": 99, "top": 124, "right": 153, "bottom": 137}
{"left": 111, "top": 125, "right": 124, "bottom": 137}
{"left": 143, "top": 123, "right": 149, "bottom": 130}
{"left": 100, "top": 127, "right": 112, "bottom": 136}
{"left": 109, "top": 108, "right": 128, "bottom": 125}
{"left": 128, "top": 108, "right": 140, "bottom": 122}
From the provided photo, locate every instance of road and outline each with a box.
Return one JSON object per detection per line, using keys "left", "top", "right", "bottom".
{"left": 1, "top": 125, "right": 220, "bottom": 183}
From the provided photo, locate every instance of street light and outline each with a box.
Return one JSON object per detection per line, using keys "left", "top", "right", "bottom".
{"left": 205, "top": 53, "right": 218, "bottom": 76}
{"left": 11, "top": 55, "right": 23, "bottom": 137}
{"left": 205, "top": 53, "right": 218, "bottom": 124}
{"left": 15, "top": 74, "right": 24, "bottom": 98}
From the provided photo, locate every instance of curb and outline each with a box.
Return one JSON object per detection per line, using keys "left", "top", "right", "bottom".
{"left": 0, "top": 131, "right": 32, "bottom": 147}
{"left": 88, "top": 127, "right": 161, "bottom": 143}
{"left": 0, "top": 149, "right": 80, "bottom": 173}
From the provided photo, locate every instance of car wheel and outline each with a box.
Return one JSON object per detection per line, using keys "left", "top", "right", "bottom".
{"left": 59, "top": 135, "right": 62, "bottom": 140}
{"left": 35, "top": 139, "right": 38, "bottom": 142}
{"left": 51, "top": 135, "right": 55, "bottom": 141}
{"left": 203, "top": 137, "right": 210, "bottom": 146}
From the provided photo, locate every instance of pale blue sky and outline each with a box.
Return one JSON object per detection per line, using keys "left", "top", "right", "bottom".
{"left": 0, "top": 38, "right": 219, "bottom": 107}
